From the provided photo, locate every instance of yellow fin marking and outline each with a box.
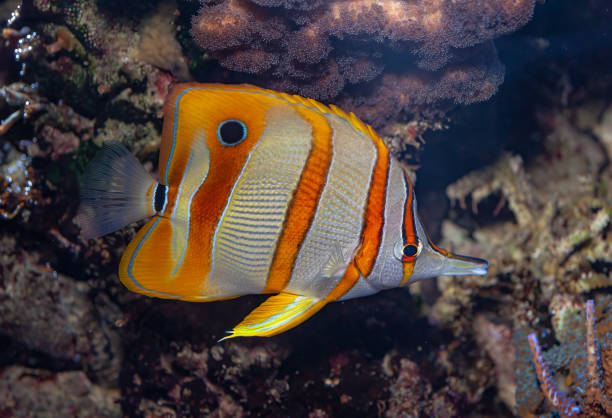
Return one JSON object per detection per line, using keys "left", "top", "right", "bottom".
{"left": 220, "top": 293, "right": 326, "bottom": 340}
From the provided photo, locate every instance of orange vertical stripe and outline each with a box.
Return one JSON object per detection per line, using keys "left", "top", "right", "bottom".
{"left": 177, "top": 91, "right": 271, "bottom": 291}
{"left": 158, "top": 87, "right": 273, "bottom": 296}
{"left": 402, "top": 172, "right": 416, "bottom": 243}
{"left": 263, "top": 108, "right": 333, "bottom": 293}
{"left": 400, "top": 172, "right": 417, "bottom": 285}
{"left": 325, "top": 135, "right": 390, "bottom": 301}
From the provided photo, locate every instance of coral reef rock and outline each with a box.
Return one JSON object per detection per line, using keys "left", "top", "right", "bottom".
{"left": 0, "top": 234, "right": 122, "bottom": 385}
{"left": 0, "top": 366, "right": 121, "bottom": 418}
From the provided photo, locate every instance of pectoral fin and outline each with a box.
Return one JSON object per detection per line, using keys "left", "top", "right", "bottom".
{"left": 221, "top": 293, "right": 326, "bottom": 340}
{"left": 319, "top": 241, "right": 350, "bottom": 279}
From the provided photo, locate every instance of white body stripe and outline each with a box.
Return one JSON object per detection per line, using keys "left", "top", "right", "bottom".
{"left": 169, "top": 130, "right": 210, "bottom": 276}
{"left": 208, "top": 106, "right": 313, "bottom": 295}
{"left": 339, "top": 159, "right": 407, "bottom": 300}
{"left": 285, "top": 114, "right": 378, "bottom": 299}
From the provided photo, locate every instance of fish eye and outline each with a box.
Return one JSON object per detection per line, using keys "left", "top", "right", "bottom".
{"left": 402, "top": 243, "right": 419, "bottom": 258}
{"left": 217, "top": 120, "right": 247, "bottom": 146}
{"left": 393, "top": 239, "right": 422, "bottom": 262}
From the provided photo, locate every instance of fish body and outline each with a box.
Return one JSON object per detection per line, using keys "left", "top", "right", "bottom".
{"left": 78, "top": 83, "right": 488, "bottom": 338}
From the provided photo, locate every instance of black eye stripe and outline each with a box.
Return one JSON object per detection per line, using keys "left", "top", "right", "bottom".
{"left": 217, "top": 120, "right": 247, "bottom": 146}
{"left": 154, "top": 184, "right": 167, "bottom": 213}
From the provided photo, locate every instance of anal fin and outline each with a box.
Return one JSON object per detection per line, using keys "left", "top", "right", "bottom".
{"left": 221, "top": 293, "right": 326, "bottom": 340}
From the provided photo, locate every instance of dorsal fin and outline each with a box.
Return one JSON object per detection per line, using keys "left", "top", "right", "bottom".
{"left": 166, "top": 82, "right": 387, "bottom": 151}
{"left": 272, "top": 90, "right": 385, "bottom": 149}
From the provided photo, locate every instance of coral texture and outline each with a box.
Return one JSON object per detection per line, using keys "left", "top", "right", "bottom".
{"left": 525, "top": 299, "right": 612, "bottom": 417}
{"left": 0, "top": 366, "right": 121, "bottom": 417}
{"left": 191, "top": 0, "right": 535, "bottom": 131}
{"left": 432, "top": 72, "right": 612, "bottom": 416}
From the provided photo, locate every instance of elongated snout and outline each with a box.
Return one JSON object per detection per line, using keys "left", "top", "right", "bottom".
{"left": 408, "top": 244, "right": 488, "bottom": 282}
{"left": 407, "top": 212, "right": 489, "bottom": 283}
{"left": 438, "top": 252, "right": 489, "bottom": 276}
{"left": 399, "top": 188, "right": 489, "bottom": 284}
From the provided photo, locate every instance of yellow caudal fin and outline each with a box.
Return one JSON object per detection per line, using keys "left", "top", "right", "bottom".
{"left": 220, "top": 293, "right": 327, "bottom": 340}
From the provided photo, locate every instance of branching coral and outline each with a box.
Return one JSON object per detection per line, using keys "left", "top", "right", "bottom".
{"left": 527, "top": 332, "right": 581, "bottom": 417}
{"left": 527, "top": 300, "right": 612, "bottom": 417}
{"left": 191, "top": 0, "right": 535, "bottom": 131}
{"left": 441, "top": 115, "right": 611, "bottom": 300}
{"left": 426, "top": 78, "right": 612, "bottom": 414}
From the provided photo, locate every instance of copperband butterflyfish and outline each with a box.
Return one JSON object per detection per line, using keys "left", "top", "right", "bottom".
{"left": 78, "top": 83, "right": 488, "bottom": 339}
